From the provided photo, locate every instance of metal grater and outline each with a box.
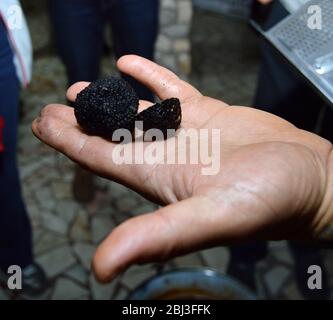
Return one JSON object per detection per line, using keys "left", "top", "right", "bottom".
{"left": 264, "top": 0, "right": 333, "bottom": 106}
{"left": 193, "top": 0, "right": 252, "bottom": 19}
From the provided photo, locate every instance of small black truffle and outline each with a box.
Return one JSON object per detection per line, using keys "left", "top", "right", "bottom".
{"left": 136, "top": 98, "right": 182, "bottom": 136}
{"left": 74, "top": 77, "right": 139, "bottom": 140}
{"left": 74, "top": 77, "right": 182, "bottom": 140}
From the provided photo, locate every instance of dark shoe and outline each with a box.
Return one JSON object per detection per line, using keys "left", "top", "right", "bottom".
{"left": 227, "top": 260, "right": 257, "bottom": 293}
{"left": 73, "top": 166, "right": 96, "bottom": 203}
{"left": 22, "top": 263, "right": 47, "bottom": 295}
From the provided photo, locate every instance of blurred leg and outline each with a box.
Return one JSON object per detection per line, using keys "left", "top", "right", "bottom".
{"left": 230, "top": 242, "right": 268, "bottom": 262}
{"left": 48, "top": 0, "right": 105, "bottom": 202}
{"left": 0, "top": 22, "right": 32, "bottom": 270}
{"left": 48, "top": 0, "right": 105, "bottom": 84}
{"left": 228, "top": 242, "right": 268, "bottom": 292}
{"left": 107, "top": 0, "right": 159, "bottom": 100}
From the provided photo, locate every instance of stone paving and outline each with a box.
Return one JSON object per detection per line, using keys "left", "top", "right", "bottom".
{"left": 0, "top": 4, "right": 333, "bottom": 300}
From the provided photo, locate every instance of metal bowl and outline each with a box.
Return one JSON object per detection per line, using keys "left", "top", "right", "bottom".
{"left": 128, "top": 268, "right": 257, "bottom": 300}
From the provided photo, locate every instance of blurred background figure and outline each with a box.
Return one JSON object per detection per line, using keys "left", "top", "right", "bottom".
{"left": 227, "top": 0, "right": 331, "bottom": 300}
{"left": 0, "top": 0, "right": 46, "bottom": 294}
{"left": 48, "top": 0, "right": 159, "bottom": 203}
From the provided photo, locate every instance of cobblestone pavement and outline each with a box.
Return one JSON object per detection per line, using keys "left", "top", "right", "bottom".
{"left": 0, "top": 5, "right": 332, "bottom": 300}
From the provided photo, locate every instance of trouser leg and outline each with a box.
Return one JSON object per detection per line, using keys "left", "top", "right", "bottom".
{"left": 107, "top": 0, "right": 159, "bottom": 100}
{"left": 0, "top": 21, "right": 32, "bottom": 270}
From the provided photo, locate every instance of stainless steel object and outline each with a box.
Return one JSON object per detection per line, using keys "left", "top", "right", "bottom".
{"left": 263, "top": 0, "right": 333, "bottom": 106}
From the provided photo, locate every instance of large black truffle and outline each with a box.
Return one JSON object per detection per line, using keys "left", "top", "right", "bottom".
{"left": 74, "top": 77, "right": 139, "bottom": 140}
{"left": 136, "top": 98, "right": 182, "bottom": 136}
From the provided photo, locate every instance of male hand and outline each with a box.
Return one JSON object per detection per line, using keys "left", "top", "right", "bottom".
{"left": 32, "top": 55, "right": 333, "bottom": 282}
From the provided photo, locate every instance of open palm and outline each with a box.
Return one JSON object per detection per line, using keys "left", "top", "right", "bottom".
{"left": 32, "top": 55, "right": 333, "bottom": 282}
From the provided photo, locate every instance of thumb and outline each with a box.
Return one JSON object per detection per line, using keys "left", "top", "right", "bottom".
{"left": 92, "top": 196, "right": 220, "bottom": 283}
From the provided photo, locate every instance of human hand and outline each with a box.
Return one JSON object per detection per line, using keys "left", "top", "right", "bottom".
{"left": 32, "top": 55, "right": 333, "bottom": 282}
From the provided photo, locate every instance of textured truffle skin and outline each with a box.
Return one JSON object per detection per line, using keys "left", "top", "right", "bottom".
{"left": 136, "top": 98, "right": 182, "bottom": 135}
{"left": 74, "top": 77, "right": 139, "bottom": 140}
